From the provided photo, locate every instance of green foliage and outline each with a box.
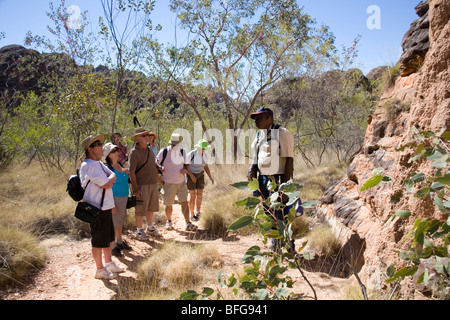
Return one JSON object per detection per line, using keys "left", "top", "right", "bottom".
{"left": 180, "top": 178, "right": 320, "bottom": 300}
{"left": 360, "top": 168, "right": 392, "bottom": 191}
{"left": 361, "top": 129, "right": 450, "bottom": 298}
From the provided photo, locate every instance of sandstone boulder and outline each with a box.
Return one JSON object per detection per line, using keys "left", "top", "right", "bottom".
{"left": 316, "top": 0, "right": 449, "bottom": 299}
{"left": 399, "top": 1, "right": 430, "bottom": 77}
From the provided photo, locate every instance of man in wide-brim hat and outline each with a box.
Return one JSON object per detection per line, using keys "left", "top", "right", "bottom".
{"left": 128, "top": 127, "right": 162, "bottom": 240}
{"left": 131, "top": 127, "right": 152, "bottom": 141}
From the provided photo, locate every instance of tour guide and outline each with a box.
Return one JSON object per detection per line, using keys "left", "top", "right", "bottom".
{"left": 247, "top": 106, "right": 295, "bottom": 249}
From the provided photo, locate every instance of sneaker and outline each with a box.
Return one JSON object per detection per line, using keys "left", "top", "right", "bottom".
{"left": 105, "top": 261, "right": 125, "bottom": 273}
{"left": 117, "top": 240, "right": 132, "bottom": 251}
{"left": 191, "top": 212, "right": 201, "bottom": 221}
{"left": 185, "top": 222, "right": 198, "bottom": 231}
{"left": 136, "top": 228, "right": 149, "bottom": 240}
{"left": 165, "top": 220, "right": 173, "bottom": 230}
{"left": 111, "top": 245, "right": 123, "bottom": 257}
{"left": 146, "top": 226, "right": 161, "bottom": 237}
{"left": 95, "top": 267, "right": 116, "bottom": 280}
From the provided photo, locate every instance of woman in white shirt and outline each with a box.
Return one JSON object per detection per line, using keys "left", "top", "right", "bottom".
{"left": 79, "top": 134, "right": 125, "bottom": 280}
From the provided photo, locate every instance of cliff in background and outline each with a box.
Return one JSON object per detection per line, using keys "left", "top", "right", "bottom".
{"left": 316, "top": 0, "right": 449, "bottom": 299}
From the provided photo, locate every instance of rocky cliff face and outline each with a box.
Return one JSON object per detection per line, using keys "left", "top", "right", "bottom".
{"left": 316, "top": 0, "right": 449, "bottom": 298}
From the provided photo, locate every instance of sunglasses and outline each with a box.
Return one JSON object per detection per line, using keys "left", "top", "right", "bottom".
{"left": 110, "top": 148, "right": 119, "bottom": 154}
{"left": 141, "top": 134, "right": 151, "bottom": 138}
{"left": 90, "top": 141, "right": 103, "bottom": 148}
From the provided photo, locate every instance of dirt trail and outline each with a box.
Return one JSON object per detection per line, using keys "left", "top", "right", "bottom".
{"left": 2, "top": 204, "right": 356, "bottom": 300}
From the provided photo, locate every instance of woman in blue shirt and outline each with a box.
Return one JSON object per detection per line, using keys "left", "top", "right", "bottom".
{"left": 104, "top": 142, "right": 132, "bottom": 257}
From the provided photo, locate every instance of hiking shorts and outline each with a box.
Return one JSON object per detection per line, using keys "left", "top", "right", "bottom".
{"left": 90, "top": 209, "right": 115, "bottom": 248}
{"left": 162, "top": 182, "right": 188, "bottom": 206}
{"left": 135, "top": 184, "right": 160, "bottom": 216}
{"left": 186, "top": 172, "right": 205, "bottom": 190}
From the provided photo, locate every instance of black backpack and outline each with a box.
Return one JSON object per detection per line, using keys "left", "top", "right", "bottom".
{"left": 66, "top": 169, "right": 90, "bottom": 202}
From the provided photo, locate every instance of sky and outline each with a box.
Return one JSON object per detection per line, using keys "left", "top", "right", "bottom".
{"left": 0, "top": 0, "right": 422, "bottom": 75}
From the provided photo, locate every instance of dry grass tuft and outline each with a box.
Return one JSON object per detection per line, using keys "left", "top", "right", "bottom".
{"left": 134, "top": 242, "right": 222, "bottom": 299}
{"left": 305, "top": 225, "right": 343, "bottom": 257}
{"left": 0, "top": 226, "right": 47, "bottom": 287}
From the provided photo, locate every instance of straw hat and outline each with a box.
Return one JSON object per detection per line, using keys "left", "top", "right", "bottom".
{"left": 131, "top": 127, "right": 150, "bottom": 141}
{"left": 81, "top": 134, "right": 106, "bottom": 151}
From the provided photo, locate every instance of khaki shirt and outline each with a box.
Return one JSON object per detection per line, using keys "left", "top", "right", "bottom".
{"left": 250, "top": 124, "right": 294, "bottom": 176}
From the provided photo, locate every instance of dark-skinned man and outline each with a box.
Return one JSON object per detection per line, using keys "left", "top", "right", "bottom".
{"left": 247, "top": 107, "right": 295, "bottom": 251}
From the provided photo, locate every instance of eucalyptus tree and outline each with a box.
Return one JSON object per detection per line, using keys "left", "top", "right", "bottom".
{"left": 146, "top": 0, "right": 336, "bottom": 141}
{"left": 98, "top": 0, "right": 159, "bottom": 134}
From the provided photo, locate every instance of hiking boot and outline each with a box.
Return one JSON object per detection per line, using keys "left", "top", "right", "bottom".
{"left": 105, "top": 261, "right": 125, "bottom": 274}
{"left": 111, "top": 245, "right": 123, "bottom": 257}
{"left": 117, "top": 240, "right": 132, "bottom": 251}
{"left": 136, "top": 228, "right": 149, "bottom": 240}
{"left": 185, "top": 222, "right": 198, "bottom": 231}
{"left": 95, "top": 267, "right": 116, "bottom": 280}
{"left": 191, "top": 212, "right": 201, "bottom": 221}
{"left": 146, "top": 226, "right": 161, "bottom": 237}
{"left": 165, "top": 220, "right": 173, "bottom": 230}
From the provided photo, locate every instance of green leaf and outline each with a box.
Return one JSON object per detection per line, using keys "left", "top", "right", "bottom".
{"left": 434, "top": 195, "right": 450, "bottom": 214}
{"left": 393, "top": 266, "right": 419, "bottom": 280}
{"left": 436, "top": 174, "right": 450, "bottom": 186}
{"left": 231, "top": 181, "right": 253, "bottom": 191}
{"left": 302, "top": 252, "right": 315, "bottom": 260}
{"left": 235, "top": 197, "right": 260, "bottom": 209}
{"left": 386, "top": 265, "right": 395, "bottom": 278}
{"left": 395, "top": 210, "right": 412, "bottom": 218}
{"left": 227, "top": 215, "right": 254, "bottom": 232}
{"left": 256, "top": 289, "right": 269, "bottom": 300}
{"left": 285, "top": 191, "right": 300, "bottom": 206}
{"left": 179, "top": 290, "right": 200, "bottom": 300}
{"left": 441, "top": 131, "right": 450, "bottom": 141}
{"left": 265, "top": 229, "right": 283, "bottom": 239}
{"left": 249, "top": 178, "right": 260, "bottom": 191}
{"left": 410, "top": 173, "right": 425, "bottom": 182}
{"left": 415, "top": 187, "right": 430, "bottom": 199}
{"left": 241, "top": 246, "right": 262, "bottom": 263}
{"left": 427, "top": 150, "right": 443, "bottom": 161}
{"left": 403, "top": 179, "right": 414, "bottom": 193}
{"left": 360, "top": 175, "right": 383, "bottom": 191}
{"left": 201, "top": 287, "right": 215, "bottom": 297}
{"left": 431, "top": 155, "right": 448, "bottom": 168}
{"left": 279, "top": 180, "right": 302, "bottom": 193}
{"left": 227, "top": 274, "right": 237, "bottom": 287}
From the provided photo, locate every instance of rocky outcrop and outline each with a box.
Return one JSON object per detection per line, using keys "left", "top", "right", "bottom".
{"left": 0, "top": 44, "right": 77, "bottom": 99}
{"left": 316, "top": 0, "right": 449, "bottom": 299}
{"left": 0, "top": 45, "right": 41, "bottom": 93}
{"left": 366, "top": 65, "right": 389, "bottom": 81}
{"left": 399, "top": 1, "right": 430, "bottom": 77}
